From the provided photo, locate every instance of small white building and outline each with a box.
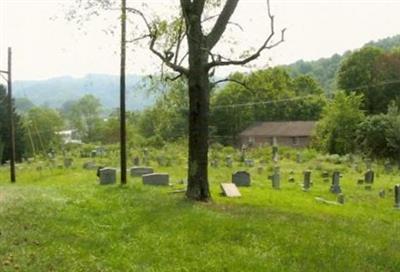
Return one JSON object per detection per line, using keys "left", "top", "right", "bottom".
{"left": 56, "top": 129, "right": 82, "bottom": 144}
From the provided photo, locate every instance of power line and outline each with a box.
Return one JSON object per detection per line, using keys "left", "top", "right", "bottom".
{"left": 212, "top": 95, "right": 317, "bottom": 109}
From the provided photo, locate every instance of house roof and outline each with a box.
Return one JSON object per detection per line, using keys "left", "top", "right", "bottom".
{"left": 239, "top": 121, "right": 316, "bottom": 137}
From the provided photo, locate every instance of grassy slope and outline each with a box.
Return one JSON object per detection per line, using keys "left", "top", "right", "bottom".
{"left": 0, "top": 151, "right": 400, "bottom": 272}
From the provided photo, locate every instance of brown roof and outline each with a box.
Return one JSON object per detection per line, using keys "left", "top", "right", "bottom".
{"left": 239, "top": 121, "right": 316, "bottom": 137}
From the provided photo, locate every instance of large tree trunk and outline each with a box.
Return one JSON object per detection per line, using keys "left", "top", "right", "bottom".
{"left": 186, "top": 67, "right": 210, "bottom": 201}
{"left": 185, "top": 5, "right": 211, "bottom": 201}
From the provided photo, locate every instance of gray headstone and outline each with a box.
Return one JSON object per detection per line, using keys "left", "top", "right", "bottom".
{"left": 232, "top": 171, "right": 251, "bottom": 187}
{"left": 384, "top": 161, "right": 393, "bottom": 173}
{"left": 244, "top": 159, "right": 254, "bottom": 167}
{"left": 142, "top": 173, "right": 169, "bottom": 186}
{"left": 83, "top": 161, "right": 97, "bottom": 170}
{"left": 330, "top": 171, "right": 342, "bottom": 194}
{"left": 364, "top": 170, "right": 374, "bottom": 184}
{"left": 133, "top": 157, "right": 140, "bottom": 166}
{"left": 269, "top": 166, "right": 280, "bottom": 189}
{"left": 379, "top": 189, "right": 385, "bottom": 198}
{"left": 211, "top": 160, "right": 219, "bottom": 167}
{"left": 91, "top": 149, "right": 97, "bottom": 158}
{"left": 394, "top": 184, "right": 400, "bottom": 208}
{"left": 303, "top": 170, "right": 312, "bottom": 191}
{"left": 337, "top": 194, "right": 345, "bottom": 204}
{"left": 220, "top": 183, "right": 241, "bottom": 197}
{"left": 64, "top": 158, "right": 73, "bottom": 168}
{"left": 130, "top": 167, "right": 154, "bottom": 177}
{"left": 99, "top": 167, "right": 117, "bottom": 185}
{"left": 225, "top": 156, "right": 233, "bottom": 167}
{"left": 272, "top": 145, "right": 279, "bottom": 162}
{"left": 296, "top": 152, "right": 302, "bottom": 163}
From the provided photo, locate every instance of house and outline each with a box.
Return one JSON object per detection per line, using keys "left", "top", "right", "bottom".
{"left": 56, "top": 129, "right": 82, "bottom": 144}
{"left": 239, "top": 121, "right": 316, "bottom": 148}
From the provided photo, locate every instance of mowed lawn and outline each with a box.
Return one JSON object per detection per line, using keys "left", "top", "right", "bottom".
{"left": 0, "top": 158, "right": 399, "bottom": 272}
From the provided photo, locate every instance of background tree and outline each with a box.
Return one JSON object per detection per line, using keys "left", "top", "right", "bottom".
{"left": 64, "top": 94, "right": 103, "bottom": 143}
{"left": 0, "top": 85, "right": 26, "bottom": 163}
{"left": 23, "top": 107, "right": 64, "bottom": 156}
{"left": 313, "top": 91, "right": 365, "bottom": 155}
{"left": 337, "top": 46, "right": 400, "bottom": 114}
{"left": 138, "top": 78, "right": 188, "bottom": 143}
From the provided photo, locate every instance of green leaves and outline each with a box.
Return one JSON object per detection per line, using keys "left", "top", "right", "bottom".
{"left": 313, "top": 91, "right": 364, "bottom": 155}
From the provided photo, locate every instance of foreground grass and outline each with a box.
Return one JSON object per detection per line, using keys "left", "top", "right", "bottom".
{"left": 0, "top": 157, "right": 400, "bottom": 271}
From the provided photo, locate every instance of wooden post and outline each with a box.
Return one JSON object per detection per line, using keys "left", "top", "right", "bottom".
{"left": 7, "top": 47, "right": 16, "bottom": 183}
{"left": 120, "top": 0, "right": 127, "bottom": 185}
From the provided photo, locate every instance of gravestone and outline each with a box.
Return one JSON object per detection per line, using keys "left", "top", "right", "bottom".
{"left": 357, "top": 179, "right": 364, "bottom": 185}
{"left": 269, "top": 166, "right": 280, "bottom": 189}
{"left": 143, "top": 148, "right": 149, "bottom": 165}
{"left": 91, "top": 149, "right": 97, "bottom": 158}
{"left": 99, "top": 167, "right": 116, "bottom": 185}
{"left": 337, "top": 194, "right": 345, "bottom": 204}
{"left": 130, "top": 167, "right": 154, "bottom": 177}
{"left": 240, "top": 144, "right": 247, "bottom": 162}
{"left": 232, "top": 171, "right": 251, "bottom": 187}
{"left": 83, "top": 161, "right": 97, "bottom": 170}
{"left": 133, "top": 156, "right": 140, "bottom": 166}
{"left": 220, "top": 183, "right": 241, "bottom": 197}
{"left": 272, "top": 145, "right": 279, "bottom": 162}
{"left": 330, "top": 171, "right": 342, "bottom": 194}
{"left": 394, "top": 184, "right": 400, "bottom": 208}
{"left": 303, "top": 170, "right": 312, "bottom": 191}
{"left": 384, "top": 161, "right": 392, "bottom": 173}
{"left": 142, "top": 173, "right": 169, "bottom": 186}
{"left": 322, "top": 171, "right": 329, "bottom": 183}
{"left": 211, "top": 159, "right": 219, "bottom": 167}
{"left": 244, "top": 159, "right": 254, "bottom": 167}
{"left": 63, "top": 158, "right": 73, "bottom": 168}
{"left": 288, "top": 169, "right": 295, "bottom": 183}
{"left": 379, "top": 189, "right": 385, "bottom": 198}
{"left": 257, "top": 166, "right": 263, "bottom": 174}
{"left": 364, "top": 170, "right": 374, "bottom": 184}
{"left": 225, "top": 156, "right": 233, "bottom": 168}
{"left": 296, "top": 152, "right": 302, "bottom": 163}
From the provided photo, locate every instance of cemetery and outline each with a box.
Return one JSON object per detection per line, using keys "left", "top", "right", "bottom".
{"left": 0, "top": 143, "right": 399, "bottom": 271}
{"left": 1, "top": 0, "right": 400, "bottom": 271}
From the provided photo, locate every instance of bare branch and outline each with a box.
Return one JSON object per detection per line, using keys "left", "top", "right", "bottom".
{"left": 206, "top": 0, "right": 240, "bottom": 50}
{"left": 125, "top": 6, "right": 189, "bottom": 75}
{"left": 149, "top": 30, "right": 189, "bottom": 75}
{"left": 126, "top": 34, "right": 151, "bottom": 43}
{"left": 211, "top": 78, "right": 252, "bottom": 91}
{"left": 165, "top": 73, "right": 184, "bottom": 82}
{"left": 208, "top": 0, "right": 285, "bottom": 69}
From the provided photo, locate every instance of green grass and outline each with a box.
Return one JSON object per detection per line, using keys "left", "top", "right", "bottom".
{"left": 0, "top": 151, "right": 400, "bottom": 271}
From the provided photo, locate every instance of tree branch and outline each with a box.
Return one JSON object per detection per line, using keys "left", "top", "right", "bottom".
{"left": 207, "top": 0, "right": 285, "bottom": 69}
{"left": 211, "top": 78, "right": 252, "bottom": 91}
{"left": 206, "top": 0, "right": 240, "bottom": 50}
{"left": 125, "top": 6, "right": 189, "bottom": 76}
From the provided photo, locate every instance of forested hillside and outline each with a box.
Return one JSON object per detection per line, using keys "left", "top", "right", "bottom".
{"left": 287, "top": 34, "right": 400, "bottom": 93}
{"left": 13, "top": 74, "right": 154, "bottom": 111}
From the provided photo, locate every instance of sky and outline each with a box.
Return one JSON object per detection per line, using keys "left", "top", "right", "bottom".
{"left": 1, "top": 0, "right": 400, "bottom": 80}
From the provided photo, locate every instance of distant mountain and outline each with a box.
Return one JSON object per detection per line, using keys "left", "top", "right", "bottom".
{"left": 286, "top": 34, "right": 400, "bottom": 93}
{"left": 13, "top": 74, "right": 155, "bottom": 111}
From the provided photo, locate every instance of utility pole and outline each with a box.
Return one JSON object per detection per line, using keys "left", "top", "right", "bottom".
{"left": 120, "top": 0, "right": 127, "bottom": 185}
{"left": 0, "top": 47, "right": 16, "bottom": 183}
